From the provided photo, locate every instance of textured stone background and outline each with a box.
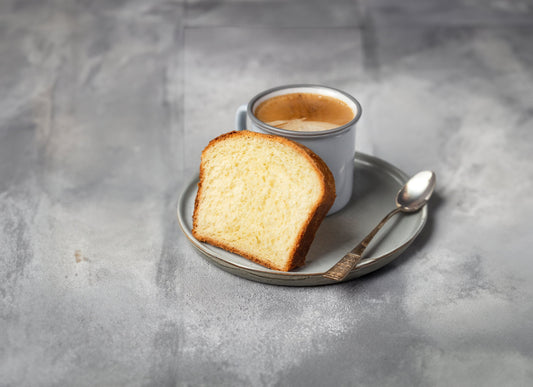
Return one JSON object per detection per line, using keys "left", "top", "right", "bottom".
{"left": 1, "top": 0, "right": 533, "bottom": 386}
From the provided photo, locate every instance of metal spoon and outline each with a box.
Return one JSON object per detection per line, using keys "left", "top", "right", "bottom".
{"left": 323, "top": 170, "right": 436, "bottom": 281}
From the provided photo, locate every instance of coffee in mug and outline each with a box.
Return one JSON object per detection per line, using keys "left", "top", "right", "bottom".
{"left": 254, "top": 93, "right": 355, "bottom": 132}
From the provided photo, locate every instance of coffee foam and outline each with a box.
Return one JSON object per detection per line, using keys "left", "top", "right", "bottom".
{"left": 266, "top": 118, "right": 338, "bottom": 132}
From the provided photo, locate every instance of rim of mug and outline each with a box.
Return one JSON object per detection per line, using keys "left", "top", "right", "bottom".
{"left": 247, "top": 84, "right": 362, "bottom": 138}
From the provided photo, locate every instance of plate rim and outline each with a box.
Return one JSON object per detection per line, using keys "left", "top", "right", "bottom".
{"left": 177, "top": 152, "right": 427, "bottom": 282}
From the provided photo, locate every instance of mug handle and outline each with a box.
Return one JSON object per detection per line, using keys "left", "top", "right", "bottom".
{"left": 235, "top": 104, "right": 247, "bottom": 131}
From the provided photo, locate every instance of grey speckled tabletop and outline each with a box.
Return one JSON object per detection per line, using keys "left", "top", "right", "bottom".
{"left": 1, "top": 1, "right": 533, "bottom": 386}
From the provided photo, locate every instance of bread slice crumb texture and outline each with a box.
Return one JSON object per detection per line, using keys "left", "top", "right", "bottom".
{"left": 192, "top": 131, "right": 335, "bottom": 271}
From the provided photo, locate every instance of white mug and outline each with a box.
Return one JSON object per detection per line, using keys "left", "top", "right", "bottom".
{"left": 235, "top": 84, "right": 362, "bottom": 215}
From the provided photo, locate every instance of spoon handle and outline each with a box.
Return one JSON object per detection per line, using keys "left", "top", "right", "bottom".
{"left": 323, "top": 207, "right": 402, "bottom": 281}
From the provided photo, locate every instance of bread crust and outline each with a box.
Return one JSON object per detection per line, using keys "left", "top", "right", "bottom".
{"left": 192, "top": 130, "right": 336, "bottom": 271}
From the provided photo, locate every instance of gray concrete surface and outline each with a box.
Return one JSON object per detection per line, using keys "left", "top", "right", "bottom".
{"left": 1, "top": 0, "right": 533, "bottom": 386}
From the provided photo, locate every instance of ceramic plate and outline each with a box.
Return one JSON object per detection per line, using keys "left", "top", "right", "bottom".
{"left": 177, "top": 152, "right": 427, "bottom": 286}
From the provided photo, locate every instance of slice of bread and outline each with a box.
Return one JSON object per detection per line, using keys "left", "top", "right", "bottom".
{"left": 192, "top": 130, "right": 335, "bottom": 271}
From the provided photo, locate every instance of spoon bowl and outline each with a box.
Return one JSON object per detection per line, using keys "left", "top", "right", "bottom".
{"left": 396, "top": 171, "right": 437, "bottom": 212}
